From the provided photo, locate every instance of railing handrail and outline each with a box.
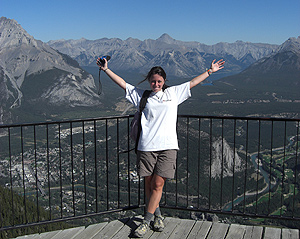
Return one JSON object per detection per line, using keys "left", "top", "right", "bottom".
{"left": 0, "top": 115, "right": 132, "bottom": 128}
{"left": 1, "top": 114, "right": 299, "bottom": 128}
{"left": 178, "top": 114, "right": 300, "bottom": 122}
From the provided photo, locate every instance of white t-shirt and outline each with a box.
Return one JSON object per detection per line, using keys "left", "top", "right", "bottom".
{"left": 126, "top": 82, "right": 191, "bottom": 151}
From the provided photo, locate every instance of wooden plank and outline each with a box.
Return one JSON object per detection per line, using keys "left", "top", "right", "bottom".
{"left": 168, "top": 219, "right": 195, "bottom": 238}
{"left": 148, "top": 216, "right": 173, "bottom": 239}
{"left": 112, "top": 217, "right": 149, "bottom": 239}
{"left": 243, "top": 225, "right": 263, "bottom": 239}
{"left": 16, "top": 229, "right": 62, "bottom": 239}
{"left": 91, "top": 218, "right": 128, "bottom": 239}
{"left": 264, "top": 227, "right": 281, "bottom": 239}
{"left": 225, "top": 224, "right": 246, "bottom": 239}
{"left": 187, "top": 221, "right": 213, "bottom": 239}
{"left": 73, "top": 222, "right": 108, "bottom": 239}
{"left": 16, "top": 234, "right": 41, "bottom": 239}
{"left": 282, "top": 228, "right": 299, "bottom": 239}
{"left": 52, "top": 226, "right": 85, "bottom": 239}
{"left": 154, "top": 217, "right": 181, "bottom": 239}
{"left": 37, "top": 229, "right": 62, "bottom": 239}
{"left": 206, "top": 222, "right": 229, "bottom": 239}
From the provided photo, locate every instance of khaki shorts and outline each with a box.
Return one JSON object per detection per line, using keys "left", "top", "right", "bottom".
{"left": 136, "top": 150, "right": 177, "bottom": 179}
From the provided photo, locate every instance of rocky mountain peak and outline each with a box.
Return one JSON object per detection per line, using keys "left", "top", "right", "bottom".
{"left": 0, "top": 17, "right": 101, "bottom": 124}
{"left": 157, "top": 33, "right": 176, "bottom": 44}
{"left": 277, "top": 36, "right": 300, "bottom": 53}
{"left": 0, "top": 17, "right": 37, "bottom": 49}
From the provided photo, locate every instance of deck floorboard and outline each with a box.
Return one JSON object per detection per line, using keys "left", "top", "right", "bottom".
{"left": 15, "top": 216, "right": 299, "bottom": 239}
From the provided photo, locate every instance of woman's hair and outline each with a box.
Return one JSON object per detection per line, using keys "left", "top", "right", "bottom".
{"left": 138, "top": 66, "right": 169, "bottom": 91}
{"left": 145, "top": 66, "right": 166, "bottom": 81}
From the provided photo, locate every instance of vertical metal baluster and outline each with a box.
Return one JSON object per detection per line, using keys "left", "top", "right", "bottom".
{"left": 268, "top": 121, "right": 274, "bottom": 215}
{"left": 255, "top": 120, "right": 261, "bottom": 215}
{"left": 243, "top": 120, "right": 249, "bottom": 213}
{"left": 280, "top": 121, "right": 287, "bottom": 216}
{"left": 197, "top": 118, "right": 201, "bottom": 209}
{"left": 59, "top": 123, "right": 63, "bottom": 218}
{"left": 8, "top": 127, "right": 15, "bottom": 226}
{"left": 82, "top": 121, "right": 87, "bottom": 214}
{"left": 46, "top": 124, "right": 51, "bottom": 219}
{"left": 33, "top": 125, "right": 39, "bottom": 222}
{"left": 231, "top": 119, "right": 236, "bottom": 212}
{"left": 70, "top": 122, "right": 75, "bottom": 216}
{"left": 209, "top": 118, "right": 212, "bottom": 210}
{"left": 127, "top": 118, "right": 131, "bottom": 207}
{"left": 220, "top": 119, "right": 224, "bottom": 210}
{"left": 186, "top": 117, "right": 189, "bottom": 208}
{"left": 292, "top": 121, "right": 299, "bottom": 218}
{"left": 106, "top": 119, "right": 109, "bottom": 210}
{"left": 117, "top": 119, "right": 121, "bottom": 208}
{"left": 94, "top": 120, "right": 98, "bottom": 213}
{"left": 21, "top": 126, "right": 28, "bottom": 224}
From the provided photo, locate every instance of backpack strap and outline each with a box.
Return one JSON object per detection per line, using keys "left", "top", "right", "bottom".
{"left": 135, "top": 90, "right": 152, "bottom": 153}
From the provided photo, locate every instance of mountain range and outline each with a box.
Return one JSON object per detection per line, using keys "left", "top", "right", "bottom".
{"left": 0, "top": 17, "right": 300, "bottom": 125}
{"left": 219, "top": 36, "right": 300, "bottom": 89}
{"left": 47, "top": 33, "right": 279, "bottom": 78}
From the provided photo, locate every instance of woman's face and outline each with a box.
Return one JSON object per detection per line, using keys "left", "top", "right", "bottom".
{"left": 149, "top": 74, "right": 165, "bottom": 93}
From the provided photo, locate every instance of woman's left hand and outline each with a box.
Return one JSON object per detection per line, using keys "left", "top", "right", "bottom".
{"left": 211, "top": 59, "right": 225, "bottom": 73}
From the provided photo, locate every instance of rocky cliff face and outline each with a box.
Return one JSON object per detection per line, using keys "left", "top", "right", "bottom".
{"left": 177, "top": 124, "right": 244, "bottom": 179}
{"left": 48, "top": 33, "right": 279, "bottom": 78}
{"left": 0, "top": 17, "right": 101, "bottom": 123}
{"left": 0, "top": 65, "right": 16, "bottom": 124}
{"left": 211, "top": 137, "right": 244, "bottom": 178}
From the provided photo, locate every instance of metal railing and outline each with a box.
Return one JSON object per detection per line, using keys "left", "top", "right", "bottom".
{"left": 0, "top": 115, "right": 299, "bottom": 233}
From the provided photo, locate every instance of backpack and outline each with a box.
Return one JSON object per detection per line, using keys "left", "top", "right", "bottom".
{"left": 130, "top": 90, "right": 152, "bottom": 153}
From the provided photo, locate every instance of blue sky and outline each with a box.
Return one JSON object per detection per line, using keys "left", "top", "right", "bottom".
{"left": 1, "top": 0, "right": 299, "bottom": 45}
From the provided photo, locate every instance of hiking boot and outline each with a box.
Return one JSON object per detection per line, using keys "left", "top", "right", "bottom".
{"left": 133, "top": 222, "right": 150, "bottom": 238}
{"left": 153, "top": 215, "right": 164, "bottom": 232}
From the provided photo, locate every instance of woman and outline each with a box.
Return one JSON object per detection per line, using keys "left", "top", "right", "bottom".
{"left": 97, "top": 58, "right": 225, "bottom": 237}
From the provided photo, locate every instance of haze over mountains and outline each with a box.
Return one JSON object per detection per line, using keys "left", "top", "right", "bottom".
{"left": 0, "top": 16, "right": 299, "bottom": 125}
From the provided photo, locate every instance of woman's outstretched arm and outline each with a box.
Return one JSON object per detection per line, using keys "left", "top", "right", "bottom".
{"left": 190, "top": 59, "right": 225, "bottom": 89}
{"left": 97, "top": 58, "right": 126, "bottom": 91}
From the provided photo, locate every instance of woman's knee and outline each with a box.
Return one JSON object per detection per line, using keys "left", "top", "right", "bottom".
{"left": 151, "top": 175, "right": 165, "bottom": 191}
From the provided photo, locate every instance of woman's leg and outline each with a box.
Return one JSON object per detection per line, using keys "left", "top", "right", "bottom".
{"left": 145, "top": 174, "right": 166, "bottom": 214}
{"left": 144, "top": 175, "right": 153, "bottom": 206}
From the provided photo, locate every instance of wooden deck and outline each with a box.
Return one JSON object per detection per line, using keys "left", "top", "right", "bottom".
{"left": 16, "top": 216, "right": 299, "bottom": 239}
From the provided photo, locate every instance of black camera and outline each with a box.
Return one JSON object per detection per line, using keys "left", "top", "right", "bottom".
{"left": 97, "top": 55, "right": 111, "bottom": 66}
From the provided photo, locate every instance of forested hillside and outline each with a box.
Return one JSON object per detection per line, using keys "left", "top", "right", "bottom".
{"left": 0, "top": 185, "right": 70, "bottom": 239}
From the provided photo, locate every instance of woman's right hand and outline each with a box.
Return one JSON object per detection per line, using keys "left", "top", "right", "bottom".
{"left": 97, "top": 57, "right": 108, "bottom": 71}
